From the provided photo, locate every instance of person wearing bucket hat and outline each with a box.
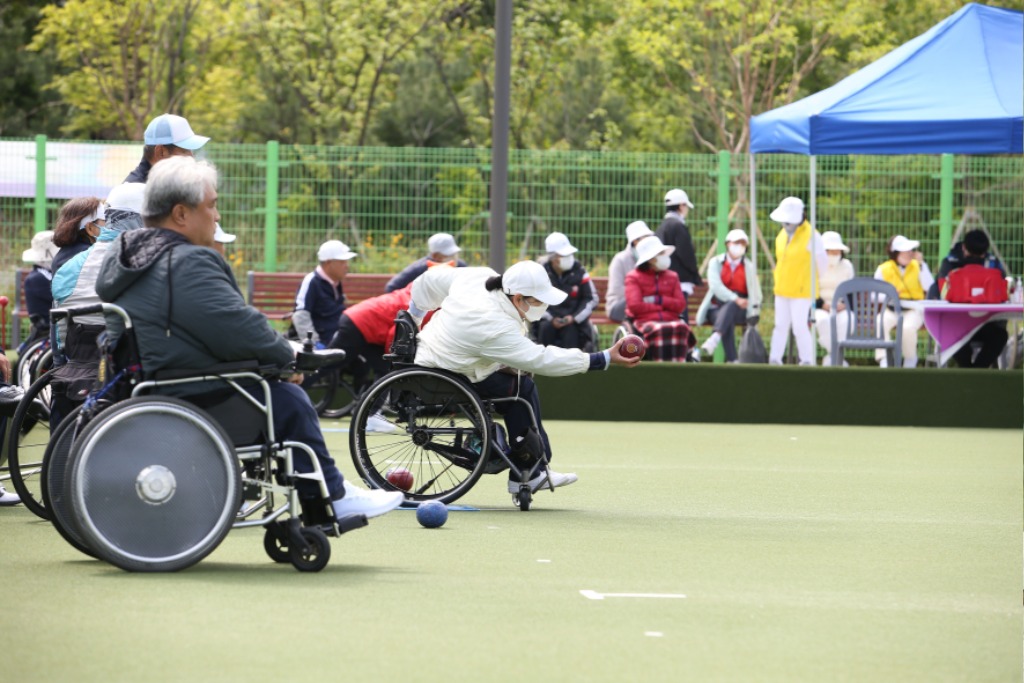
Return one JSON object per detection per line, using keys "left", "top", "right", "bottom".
{"left": 872, "top": 234, "right": 935, "bottom": 367}
{"left": 813, "top": 231, "right": 856, "bottom": 366}
{"left": 695, "top": 229, "right": 763, "bottom": 362}
{"left": 625, "top": 236, "right": 696, "bottom": 362}
{"left": 51, "top": 196, "right": 106, "bottom": 276}
{"left": 767, "top": 196, "right": 827, "bottom": 365}
{"left": 657, "top": 188, "right": 700, "bottom": 320}
{"left": 606, "top": 221, "right": 655, "bottom": 323}
{"left": 537, "top": 232, "right": 599, "bottom": 350}
{"left": 124, "top": 113, "right": 210, "bottom": 184}
{"left": 20, "top": 230, "right": 58, "bottom": 347}
{"left": 292, "top": 240, "right": 358, "bottom": 348}
{"left": 385, "top": 233, "right": 468, "bottom": 293}
{"left": 407, "top": 261, "right": 641, "bottom": 496}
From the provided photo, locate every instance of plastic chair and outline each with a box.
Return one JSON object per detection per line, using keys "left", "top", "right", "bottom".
{"left": 830, "top": 277, "right": 902, "bottom": 367}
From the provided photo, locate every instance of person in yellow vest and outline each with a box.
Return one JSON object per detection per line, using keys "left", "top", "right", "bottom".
{"left": 873, "top": 235, "right": 934, "bottom": 367}
{"left": 767, "top": 197, "right": 826, "bottom": 365}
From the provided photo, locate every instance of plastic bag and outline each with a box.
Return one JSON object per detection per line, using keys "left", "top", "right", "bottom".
{"left": 738, "top": 324, "right": 768, "bottom": 364}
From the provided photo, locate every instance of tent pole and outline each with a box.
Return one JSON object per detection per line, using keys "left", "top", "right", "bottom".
{"left": 809, "top": 155, "right": 817, "bottom": 364}
{"left": 749, "top": 153, "right": 758, "bottom": 275}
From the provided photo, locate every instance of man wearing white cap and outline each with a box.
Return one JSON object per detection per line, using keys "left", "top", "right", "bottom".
{"left": 606, "top": 221, "right": 654, "bottom": 323}
{"left": 385, "top": 232, "right": 468, "bottom": 292}
{"left": 813, "top": 231, "right": 855, "bottom": 366}
{"left": 873, "top": 234, "right": 934, "bottom": 367}
{"left": 537, "top": 232, "right": 599, "bottom": 350}
{"left": 125, "top": 113, "right": 210, "bottom": 183}
{"left": 657, "top": 188, "right": 701, "bottom": 320}
{"left": 293, "top": 240, "right": 357, "bottom": 347}
{"left": 407, "top": 261, "right": 640, "bottom": 495}
{"left": 695, "top": 229, "right": 763, "bottom": 363}
{"left": 767, "top": 196, "right": 827, "bottom": 365}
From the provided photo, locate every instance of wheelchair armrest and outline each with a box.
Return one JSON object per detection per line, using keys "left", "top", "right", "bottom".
{"left": 152, "top": 359, "right": 263, "bottom": 381}
{"left": 294, "top": 349, "right": 347, "bottom": 372}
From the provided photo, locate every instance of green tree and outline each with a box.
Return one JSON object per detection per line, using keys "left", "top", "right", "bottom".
{"left": 0, "top": 0, "right": 66, "bottom": 136}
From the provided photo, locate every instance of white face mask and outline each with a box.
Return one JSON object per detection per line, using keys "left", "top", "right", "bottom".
{"left": 654, "top": 254, "right": 671, "bottom": 271}
{"left": 783, "top": 222, "right": 799, "bottom": 233}
{"left": 827, "top": 254, "right": 842, "bottom": 267}
{"left": 557, "top": 254, "right": 575, "bottom": 271}
{"left": 517, "top": 296, "right": 548, "bottom": 322}
{"left": 727, "top": 244, "right": 746, "bottom": 259}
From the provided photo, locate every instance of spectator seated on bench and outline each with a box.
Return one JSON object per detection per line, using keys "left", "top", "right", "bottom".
{"left": 625, "top": 236, "right": 696, "bottom": 362}
{"left": 536, "top": 232, "right": 600, "bottom": 352}
{"left": 606, "top": 221, "right": 655, "bottom": 324}
{"left": 695, "top": 229, "right": 763, "bottom": 363}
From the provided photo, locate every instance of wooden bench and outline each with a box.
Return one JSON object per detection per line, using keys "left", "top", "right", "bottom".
{"left": 246, "top": 271, "right": 392, "bottom": 320}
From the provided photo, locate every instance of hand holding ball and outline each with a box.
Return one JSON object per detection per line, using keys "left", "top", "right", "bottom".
{"left": 416, "top": 500, "right": 448, "bottom": 528}
{"left": 618, "top": 334, "right": 646, "bottom": 360}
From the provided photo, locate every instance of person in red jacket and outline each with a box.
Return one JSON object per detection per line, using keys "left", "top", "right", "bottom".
{"left": 625, "top": 236, "right": 695, "bottom": 362}
{"left": 938, "top": 229, "right": 1009, "bottom": 369}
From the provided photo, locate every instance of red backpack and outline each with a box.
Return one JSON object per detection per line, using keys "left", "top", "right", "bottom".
{"left": 940, "top": 264, "right": 1008, "bottom": 304}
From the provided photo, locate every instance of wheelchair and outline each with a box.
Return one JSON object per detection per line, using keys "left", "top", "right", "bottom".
{"left": 348, "top": 311, "right": 556, "bottom": 511}
{"left": 39, "top": 302, "right": 363, "bottom": 573}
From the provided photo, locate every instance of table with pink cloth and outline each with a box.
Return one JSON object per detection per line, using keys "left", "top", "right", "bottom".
{"left": 902, "top": 301, "right": 1024, "bottom": 367}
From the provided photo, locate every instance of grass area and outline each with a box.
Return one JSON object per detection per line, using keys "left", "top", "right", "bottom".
{"left": 2, "top": 420, "right": 1020, "bottom": 682}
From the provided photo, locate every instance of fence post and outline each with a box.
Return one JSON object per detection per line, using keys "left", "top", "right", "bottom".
{"left": 938, "top": 153, "right": 954, "bottom": 261}
{"left": 34, "top": 134, "right": 48, "bottom": 233}
{"left": 715, "top": 150, "right": 730, "bottom": 254}
{"left": 264, "top": 140, "right": 279, "bottom": 272}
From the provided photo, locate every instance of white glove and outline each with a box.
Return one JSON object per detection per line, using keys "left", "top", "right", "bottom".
{"left": 680, "top": 282, "right": 695, "bottom": 296}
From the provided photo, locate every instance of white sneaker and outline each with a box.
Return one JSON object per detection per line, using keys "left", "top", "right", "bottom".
{"left": 0, "top": 485, "right": 21, "bottom": 507}
{"left": 332, "top": 480, "right": 404, "bottom": 520}
{"left": 507, "top": 470, "right": 578, "bottom": 494}
{"left": 700, "top": 337, "right": 719, "bottom": 356}
{"left": 365, "top": 412, "right": 398, "bottom": 434}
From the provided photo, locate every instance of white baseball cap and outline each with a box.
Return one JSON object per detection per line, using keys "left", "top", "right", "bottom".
{"left": 769, "top": 196, "right": 805, "bottom": 224}
{"left": 427, "top": 233, "right": 461, "bottom": 257}
{"left": 23, "top": 230, "right": 57, "bottom": 267}
{"left": 725, "top": 228, "right": 749, "bottom": 244}
{"left": 106, "top": 182, "right": 145, "bottom": 213}
{"left": 318, "top": 240, "right": 357, "bottom": 261}
{"left": 144, "top": 113, "right": 210, "bottom": 150}
{"left": 821, "top": 231, "right": 849, "bottom": 252}
{"left": 634, "top": 235, "right": 675, "bottom": 266}
{"left": 625, "top": 221, "right": 653, "bottom": 244}
{"left": 502, "top": 261, "right": 568, "bottom": 306}
{"left": 214, "top": 223, "right": 236, "bottom": 244}
{"left": 664, "top": 188, "right": 694, "bottom": 208}
{"left": 544, "top": 232, "right": 578, "bottom": 256}
{"left": 890, "top": 235, "right": 920, "bottom": 253}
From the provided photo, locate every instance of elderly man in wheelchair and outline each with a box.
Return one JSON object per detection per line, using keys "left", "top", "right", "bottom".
{"left": 57, "top": 156, "right": 403, "bottom": 572}
{"left": 347, "top": 260, "right": 640, "bottom": 511}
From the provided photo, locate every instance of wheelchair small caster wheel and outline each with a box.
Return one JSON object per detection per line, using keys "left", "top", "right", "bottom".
{"left": 263, "top": 525, "right": 290, "bottom": 564}
{"left": 514, "top": 485, "right": 532, "bottom": 511}
{"left": 290, "top": 527, "right": 331, "bottom": 572}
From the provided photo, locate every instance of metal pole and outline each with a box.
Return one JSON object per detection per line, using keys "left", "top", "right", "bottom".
{"left": 265, "top": 140, "right": 279, "bottom": 272}
{"left": 938, "top": 153, "right": 954, "bottom": 262}
{"left": 489, "top": 0, "right": 512, "bottom": 271}
{"left": 809, "top": 155, "right": 817, "bottom": 363}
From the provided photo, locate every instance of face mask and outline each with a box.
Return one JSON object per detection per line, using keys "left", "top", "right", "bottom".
{"left": 557, "top": 254, "right": 575, "bottom": 271}
{"left": 727, "top": 244, "right": 746, "bottom": 259}
{"left": 783, "top": 222, "right": 798, "bottom": 233}
{"left": 629, "top": 246, "right": 638, "bottom": 259}
{"left": 654, "top": 254, "right": 671, "bottom": 271}
{"left": 827, "top": 254, "right": 842, "bottom": 267}
{"left": 518, "top": 297, "right": 548, "bottom": 322}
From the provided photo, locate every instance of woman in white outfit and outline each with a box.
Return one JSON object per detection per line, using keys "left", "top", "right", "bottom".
{"left": 813, "top": 231, "right": 856, "bottom": 366}
{"left": 767, "top": 197, "right": 827, "bottom": 365}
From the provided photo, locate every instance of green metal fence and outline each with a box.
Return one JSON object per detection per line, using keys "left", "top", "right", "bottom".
{"left": 1, "top": 137, "right": 1021, "bottom": 357}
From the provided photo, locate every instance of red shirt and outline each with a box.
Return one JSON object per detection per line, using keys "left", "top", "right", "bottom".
{"left": 720, "top": 259, "right": 748, "bottom": 297}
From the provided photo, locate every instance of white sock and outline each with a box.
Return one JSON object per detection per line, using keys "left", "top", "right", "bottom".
{"left": 702, "top": 333, "right": 721, "bottom": 352}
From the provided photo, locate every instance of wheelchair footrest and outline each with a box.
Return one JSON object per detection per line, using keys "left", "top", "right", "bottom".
{"left": 336, "top": 514, "right": 369, "bottom": 535}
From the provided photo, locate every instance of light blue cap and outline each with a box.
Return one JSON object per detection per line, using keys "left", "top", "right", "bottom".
{"left": 143, "top": 113, "right": 209, "bottom": 150}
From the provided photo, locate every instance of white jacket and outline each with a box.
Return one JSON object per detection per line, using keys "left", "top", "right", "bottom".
{"left": 411, "top": 267, "right": 591, "bottom": 383}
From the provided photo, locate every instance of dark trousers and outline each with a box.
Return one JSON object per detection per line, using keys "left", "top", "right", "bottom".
{"left": 953, "top": 322, "right": 1008, "bottom": 369}
{"left": 328, "top": 315, "right": 389, "bottom": 392}
{"left": 538, "top": 319, "right": 583, "bottom": 350}
{"left": 472, "top": 371, "right": 551, "bottom": 477}
{"left": 705, "top": 300, "right": 747, "bottom": 361}
{"left": 246, "top": 381, "right": 344, "bottom": 499}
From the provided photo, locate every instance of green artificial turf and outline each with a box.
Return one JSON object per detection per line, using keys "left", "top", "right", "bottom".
{"left": 1, "top": 421, "right": 1020, "bottom": 682}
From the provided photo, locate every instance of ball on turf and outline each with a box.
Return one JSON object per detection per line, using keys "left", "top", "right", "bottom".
{"left": 416, "top": 501, "right": 448, "bottom": 529}
{"left": 619, "top": 334, "right": 646, "bottom": 360}
{"left": 385, "top": 467, "right": 414, "bottom": 491}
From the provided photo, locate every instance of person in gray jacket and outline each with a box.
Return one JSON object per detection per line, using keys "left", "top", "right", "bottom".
{"left": 96, "top": 156, "right": 402, "bottom": 522}
{"left": 695, "top": 229, "right": 763, "bottom": 362}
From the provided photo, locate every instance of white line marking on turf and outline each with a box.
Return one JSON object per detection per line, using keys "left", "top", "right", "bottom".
{"left": 644, "top": 632, "right": 664, "bottom": 637}
{"left": 580, "top": 590, "right": 686, "bottom": 601}
{"left": 537, "top": 559, "right": 551, "bottom": 563}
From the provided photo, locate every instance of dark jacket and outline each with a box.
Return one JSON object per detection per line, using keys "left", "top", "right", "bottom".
{"left": 51, "top": 241, "right": 92, "bottom": 277}
{"left": 23, "top": 266, "right": 53, "bottom": 338}
{"left": 656, "top": 212, "right": 701, "bottom": 287}
{"left": 928, "top": 242, "right": 1005, "bottom": 299}
{"left": 542, "top": 260, "right": 598, "bottom": 323}
{"left": 385, "top": 256, "right": 469, "bottom": 292}
{"left": 292, "top": 269, "right": 346, "bottom": 344}
{"left": 95, "top": 227, "right": 294, "bottom": 378}
{"left": 124, "top": 158, "right": 152, "bottom": 183}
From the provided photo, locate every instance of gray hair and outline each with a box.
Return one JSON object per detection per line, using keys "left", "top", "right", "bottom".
{"left": 142, "top": 156, "right": 218, "bottom": 222}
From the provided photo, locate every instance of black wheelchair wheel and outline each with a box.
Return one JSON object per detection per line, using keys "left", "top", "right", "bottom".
{"left": 305, "top": 367, "right": 339, "bottom": 415}
{"left": 6, "top": 372, "right": 53, "bottom": 519}
{"left": 349, "top": 367, "right": 491, "bottom": 506}
{"left": 42, "top": 406, "right": 98, "bottom": 558}
{"left": 290, "top": 526, "right": 331, "bottom": 572}
{"left": 515, "top": 486, "right": 532, "bottom": 512}
{"left": 15, "top": 338, "right": 48, "bottom": 390}
{"left": 263, "top": 524, "right": 291, "bottom": 563}
{"left": 68, "top": 397, "right": 241, "bottom": 572}
{"left": 319, "top": 370, "right": 360, "bottom": 419}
